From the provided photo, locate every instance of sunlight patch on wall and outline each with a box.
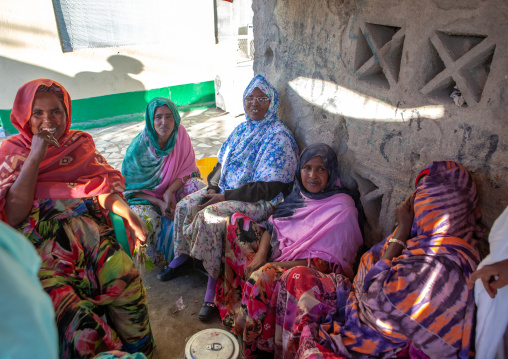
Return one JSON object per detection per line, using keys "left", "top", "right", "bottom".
{"left": 288, "top": 77, "right": 444, "bottom": 122}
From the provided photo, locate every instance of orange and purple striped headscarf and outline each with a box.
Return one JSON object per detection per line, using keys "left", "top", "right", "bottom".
{"left": 317, "top": 161, "right": 482, "bottom": 358}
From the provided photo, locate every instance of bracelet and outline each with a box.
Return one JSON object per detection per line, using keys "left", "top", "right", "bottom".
{"left": 388, "top": 238, "right": 407, "bottom": 249}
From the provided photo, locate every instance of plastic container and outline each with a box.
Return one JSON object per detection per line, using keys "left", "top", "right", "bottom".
{"left": 196, "top": 157, "right": 219, "bottom": 182}
{"left": 110, "top": 212, "right": 133, "bottom": 258}
{"left": 185, "top": 328, "right": 239, "bottom": 359}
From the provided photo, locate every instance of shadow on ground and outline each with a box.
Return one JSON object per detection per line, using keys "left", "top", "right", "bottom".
{"left": 140, "top": 263, "right": 224, "bottom": 359}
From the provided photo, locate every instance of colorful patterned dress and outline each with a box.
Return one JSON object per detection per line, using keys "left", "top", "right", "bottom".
{"left": 215, "top": 144, "right": 364, "bottom": 359}
{"left": 274, "top": 161, "right": 483, "bottom": 359}
{"left": 122, "top": 97, "right": 206, "bottom": 265}
{"left": 18, "top": 197, "right": 154, "bottom": 358}
{"left": 172, "top": 75, "right": 298, "bottom": 280}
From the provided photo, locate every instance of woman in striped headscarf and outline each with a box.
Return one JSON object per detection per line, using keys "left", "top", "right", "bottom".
{"left": 269, "top": 161, "right": 483, "bottom": 359}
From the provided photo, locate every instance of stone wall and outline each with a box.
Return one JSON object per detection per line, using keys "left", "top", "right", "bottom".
{"left": 253, "top": 0, "right": 508, "bottom": 246}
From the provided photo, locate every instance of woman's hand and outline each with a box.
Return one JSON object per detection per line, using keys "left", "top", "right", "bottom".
{"left": 198, "top": 193, "right": 225, "bottom": 210}
{"left": 381, "top": 195, "right": 415, "bottom": 261}
{"left": 154, "top": 198, "right": 172, "bottom": 220}
{"left": 30, "top": 130, "right": 60, "bottom": 161}
{"left": 162, "top": 190, "right": 176, "bottom": 220}
{"left": 98, "top": 193, "right": 148, "bottom": 251}
{"left": 245, "top": 251, "right": 267, "bottom": 279}
{"left": 311, "top": 258, "right": 331, "bottom": 273}
{"left": 468, "top": 259, "right": 508, "bottom": 298}
{"left": 394, "top": 194, "right": 415, "bottom": 241}
{"left": 126, "top": 210, "right": 148, "bottom": 251}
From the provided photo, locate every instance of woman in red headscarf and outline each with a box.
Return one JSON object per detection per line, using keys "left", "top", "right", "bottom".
{"left": 0, "top": 79, "right": 154, "bottom": 358}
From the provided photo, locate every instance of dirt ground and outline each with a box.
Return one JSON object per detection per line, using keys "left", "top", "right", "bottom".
{"left": 139, "top": 262, "right": 226, "bottom": 359}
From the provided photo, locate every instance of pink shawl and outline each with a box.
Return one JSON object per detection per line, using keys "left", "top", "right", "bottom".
{"left": 273, "top": 192, "right": 362, "bottom": 279}
{"left": 141, "top": 127, "right": 197, "bottom": 201}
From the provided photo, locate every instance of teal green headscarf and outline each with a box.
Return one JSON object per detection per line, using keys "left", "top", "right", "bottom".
{"left": 144, "top": 97, "right": 181, "bottom": 156}
{"left": 122, "top": 97, "right": 182, "bottom": 206}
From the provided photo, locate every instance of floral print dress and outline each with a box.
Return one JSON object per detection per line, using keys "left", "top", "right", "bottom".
{"left": 130, "top": 178, "right": 206, "bottom": 265}
{"left": 173, "top": 188, "right": 281, "bottom": 279}
{"left": 172, "top": 74, "right": 298, "bottom": 281}
{"left": 18, "top": 197, "right": 154, "bottom": 359}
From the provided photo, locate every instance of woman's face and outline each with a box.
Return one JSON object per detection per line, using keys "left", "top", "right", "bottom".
{"left": 30, "top": 91, "right": 67, "bottom": 140}
{"left": 153, "top": 105, "right": 175, "bottom": 146}
{"left": 244, "top": 87, "right": 270, "bottom": 121}
{"left": 301, "top": 156, "right": 329, "bottom": 193}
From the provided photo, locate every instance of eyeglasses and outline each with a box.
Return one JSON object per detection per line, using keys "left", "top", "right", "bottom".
{"left": 244, "top": 96, "right": 270, "bottom": 104}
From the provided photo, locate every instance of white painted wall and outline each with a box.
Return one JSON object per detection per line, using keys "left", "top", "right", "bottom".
{"left": 0, "top": 0, "right": 223, "bottom": 108}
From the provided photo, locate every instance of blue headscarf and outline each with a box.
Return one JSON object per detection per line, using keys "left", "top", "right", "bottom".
{"left": 217, "top": 74, "right": 298, "bottom": 193}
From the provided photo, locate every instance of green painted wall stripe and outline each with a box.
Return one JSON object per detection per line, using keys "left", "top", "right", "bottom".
{"left": 0, "top": 80, "right": 215, "bottom": 135}
{"left": 0, "top": 109, "right": 14, "bottom": 134}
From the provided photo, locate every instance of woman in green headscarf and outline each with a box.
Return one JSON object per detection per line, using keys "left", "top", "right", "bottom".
{"left": 122, "top": 97, "right": 205, "bottom": 265}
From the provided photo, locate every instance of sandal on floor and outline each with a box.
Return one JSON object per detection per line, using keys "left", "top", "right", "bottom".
{"left": 157, "top": 260, "right": 192, "bottom": 281}
{"left": 198, "top": 301, "right": 219, "bottom": 322}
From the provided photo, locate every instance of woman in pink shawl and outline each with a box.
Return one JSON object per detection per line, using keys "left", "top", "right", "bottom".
{"left": 122, "top": 97, "right": 205, "bottom": 265}
{"left": 215, "top": 143, "right": 364, "bottom": 358}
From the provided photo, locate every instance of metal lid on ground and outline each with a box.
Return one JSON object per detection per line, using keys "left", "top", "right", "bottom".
{"left": 184, "top": 328, "right": 239, "bottom": 359}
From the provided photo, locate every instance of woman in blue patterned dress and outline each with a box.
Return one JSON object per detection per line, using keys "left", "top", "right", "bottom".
{"left": 159, "top": 75, "right": 299, "bottom": 321}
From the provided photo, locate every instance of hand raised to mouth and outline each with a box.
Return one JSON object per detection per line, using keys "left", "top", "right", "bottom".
{"left": 37, "top": 130, "right": 61, "bottom": 148}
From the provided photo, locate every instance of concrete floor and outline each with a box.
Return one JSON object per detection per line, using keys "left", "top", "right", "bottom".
{"left": 87, "top": 108, "right": 245, "bottom": 358}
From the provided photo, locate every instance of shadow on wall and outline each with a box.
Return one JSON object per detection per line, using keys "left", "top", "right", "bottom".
{"left": 0, "top": 55, "right": 148, "bottom": 134}
{"left": 72, "top": 55, "right": 147, "bottom": 128}
{"left": 74, "top": 55, "right": 146, "bottom": 96}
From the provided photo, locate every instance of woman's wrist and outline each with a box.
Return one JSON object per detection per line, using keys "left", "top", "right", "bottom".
{"left": 26, "top": 150, "right": 45, "bottom": 166}
{"left": 388, "top": 238, "right": 407, "bottom": 249}
{"left": 207, "top": 186, "right": 220, "bottom": 194}
{"left": 155, "top": 198, "right": 165, "bottom": 209}
{"left": 257, "top": 246, "right": 270, "bottom": 257}
{"left": 126, "top": 207, "right": 140, "bottom": 222}
{"left": 393, "top": 227, "right": 411, "bottom": 241}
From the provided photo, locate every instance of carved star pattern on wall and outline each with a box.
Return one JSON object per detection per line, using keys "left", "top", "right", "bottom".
{"left": 351, "top": 166, "right": 390, "bottom": 245}
{"left": 354, "top": 21, "right": 406, "bottom": 89}
{"left": 420, "top": 31, "right": 496, "bottom": 106}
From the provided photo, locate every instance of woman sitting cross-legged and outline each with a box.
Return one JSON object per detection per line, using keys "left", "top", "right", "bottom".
{"left": 215, "top": 143, "right": 364, "bottom": 358}
{"left": 274, "top": 161, "right": 483, "bottom": 359}
{"left": 158, "top": 74, "right": 299, "bottom": 322}
{"left": 0, "top": 79, "right": 154, "bottom": 358}
{"left": 122, "top": 97, "right": 205, "bottom": 265}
